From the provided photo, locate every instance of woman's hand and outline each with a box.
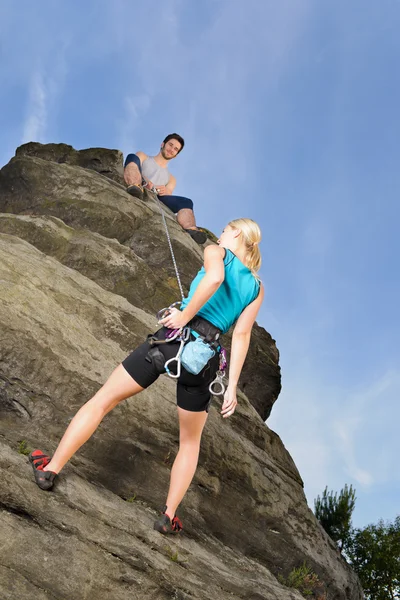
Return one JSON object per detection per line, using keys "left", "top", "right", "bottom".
{"left": 221, "top": 385, "right": 238, "bottom": 418}
{"left": 158, "top": 307, "right": 188, "bottom": 330}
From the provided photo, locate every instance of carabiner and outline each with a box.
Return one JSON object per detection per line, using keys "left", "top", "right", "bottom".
{"left": 209, "top": 371, "right": 226, "bottom": 396}
{"left": 164, "top": 327, "right": 191, "bottom": 379}
{"left": 164, "top": 338, "right": 184, "bottom": 379}
{"left": 157, "top": 301, "right": 182, "bottom": 322}
{"left": 165, "top": 328, "right": 182, "bottom": 342}
{"left": 219, "top": 347, "right": 227, "bottom": 371}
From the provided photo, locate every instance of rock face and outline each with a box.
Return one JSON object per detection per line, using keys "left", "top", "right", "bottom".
{"left": 0, "top": 144, "right": 362, "bottom": 600}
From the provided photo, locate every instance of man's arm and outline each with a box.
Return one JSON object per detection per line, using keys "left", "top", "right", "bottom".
{"left": 135, "top": 151, "right": 148, "bottom": 163}
{"left": 157, "top": 174, "right": 177, "bottom": 196}
{"left": 165, "top": 174, "right": 176, "bottom": 195}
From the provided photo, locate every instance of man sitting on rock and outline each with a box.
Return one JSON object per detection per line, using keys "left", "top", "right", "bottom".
{"left": 124, "top": 133, "right": 207, "bottom": 244}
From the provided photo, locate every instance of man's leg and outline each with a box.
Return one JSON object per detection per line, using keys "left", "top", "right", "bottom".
{"left": 124, "top": 154, "right": 143, "bottom": 186}
{"left": 124, "top": 154, "right": 145, "bottom": 199}
{"left": 175, "top": 208, "right": 196, "bottom": 229}
{"left": 160, "top": 195, "right": 207, "bottom": 244}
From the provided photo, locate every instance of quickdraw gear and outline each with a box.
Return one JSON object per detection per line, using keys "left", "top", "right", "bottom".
{"left": 209, "top": 370, "right": 226, "bottom": 396}
{"left": 209, "top": 348, "right": 228, "bottom": 396}
{"left": 164, "top": 326, "right": 191, "bottom": 379}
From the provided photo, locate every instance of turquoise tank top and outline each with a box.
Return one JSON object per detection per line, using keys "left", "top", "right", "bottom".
{"left": 181, "top": 249, "right": 260, "bottom": 334}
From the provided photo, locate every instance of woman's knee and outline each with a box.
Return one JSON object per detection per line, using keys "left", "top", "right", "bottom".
{"left": 178, "top": 435, "right": 202, "bottom": 453}
{"left": 86, "top": 392, "right": 116, "bottom": 418}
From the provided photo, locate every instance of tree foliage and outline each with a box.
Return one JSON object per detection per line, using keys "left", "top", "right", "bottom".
{"left": 314, "top": 484, "right": 356, "bottom": 552}
{"left": 346, "top": 516, "right": 400, "bottom": 600}
{"left": 314, "top": 485, "right": 400, "bottom": 599}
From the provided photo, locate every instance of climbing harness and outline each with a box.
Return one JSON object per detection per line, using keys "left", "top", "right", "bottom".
{"left": 152, "top": 192, "right": 227, "bottom": 395}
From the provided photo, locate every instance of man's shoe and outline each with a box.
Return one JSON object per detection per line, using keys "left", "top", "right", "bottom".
{"left": 126, "top": 184, "right": 144, "bottom": 200}
{"left": 184, "top": 228, "right": 207, "bottom": 244}
{"left": 29, "top": 450, "right": 57, "bottom": 491}
{"left": 154, "top": 506, "right": 183, "bottom": 534}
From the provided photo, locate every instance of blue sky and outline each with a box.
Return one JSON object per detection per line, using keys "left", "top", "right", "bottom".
{"left": 1, "top": 0, "right": 399, "bottom": 529}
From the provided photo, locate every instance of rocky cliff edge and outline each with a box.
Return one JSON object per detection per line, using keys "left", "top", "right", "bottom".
{"left": 0, "top": 143, "right": 362, "bottom": 600}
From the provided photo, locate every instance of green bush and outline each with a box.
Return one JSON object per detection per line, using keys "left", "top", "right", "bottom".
{"left": 18, "top": 440, "right": 31, "bottom": 456}
{"left": 125, "top": 494, "right": 137, "bottom": 503}
{"left": 279, "top": 562, "right": 325, "bottom": 598}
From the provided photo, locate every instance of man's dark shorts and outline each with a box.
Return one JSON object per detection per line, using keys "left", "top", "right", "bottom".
{"left": 122, "top": 327, "right": 220, "bottom": 412}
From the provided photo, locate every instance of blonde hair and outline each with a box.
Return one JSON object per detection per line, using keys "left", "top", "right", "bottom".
{"left": 228, "top": 218, "right": 262, "bottom": 277}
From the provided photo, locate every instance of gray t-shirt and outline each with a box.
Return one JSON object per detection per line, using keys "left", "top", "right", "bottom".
{"left": 141, "top": 157, "right": 170, "bottom": 186}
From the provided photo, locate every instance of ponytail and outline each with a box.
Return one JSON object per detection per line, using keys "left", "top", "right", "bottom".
{"left": 228, "top": 218, "right": 262, "bottom": 278}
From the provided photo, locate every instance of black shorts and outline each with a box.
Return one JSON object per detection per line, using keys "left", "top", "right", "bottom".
{"left": 122, "top": 327, "right": 220, "bottom": 412}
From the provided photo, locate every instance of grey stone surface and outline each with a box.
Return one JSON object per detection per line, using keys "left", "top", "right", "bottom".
{"left": 16, "top": 141, "right": 125, "bottom": 184}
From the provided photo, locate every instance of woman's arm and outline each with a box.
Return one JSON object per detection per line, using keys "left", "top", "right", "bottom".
{"left": 221, "top": 282, "right": 264, "bottom": 418}
{"left": 159, "top": 245, "right": 225, "bottom": 329}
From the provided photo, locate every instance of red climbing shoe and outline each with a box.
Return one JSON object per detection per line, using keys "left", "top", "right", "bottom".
{"left": 29, "top": 450, "right": 57, "bottom": 491}
{"left": 153, "top": 506, "right": 183, "bottom": 534}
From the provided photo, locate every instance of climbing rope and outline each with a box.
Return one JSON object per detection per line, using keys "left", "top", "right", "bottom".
{"left": 154, "top": 192, "right": 185, "bottom": 301}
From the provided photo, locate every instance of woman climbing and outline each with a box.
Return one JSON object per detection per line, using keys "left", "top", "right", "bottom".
{"left": 29, "top": 218, "right": 264, "bottom": 534}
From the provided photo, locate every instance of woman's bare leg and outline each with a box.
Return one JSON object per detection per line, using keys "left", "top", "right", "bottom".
{"left": 164, "top": 407, "right": 208, "bottom": 518}
{"left": 44, "top": 365, "right": 144, "bottom": 474}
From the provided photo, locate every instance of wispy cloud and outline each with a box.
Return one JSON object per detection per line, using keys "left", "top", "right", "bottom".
{"left": 117, "top": 94, "right": 152, "bottom": 154}
{"left": 22, "top": 69, "right": 47, "bottom": 143}
{"left": 20, "top": 35, "right": 69, "bottom": 146}
{"left": 112, "top": 0, "right": 182, "bottom": 153}
{"left": 334, "top": 418, "right": 374, "bottom": 486}
{"left": 269, "top": 364, "right": 400, "bottom": 523}
{"left": 332, "top": 370, "right": 400, "bottom": 487}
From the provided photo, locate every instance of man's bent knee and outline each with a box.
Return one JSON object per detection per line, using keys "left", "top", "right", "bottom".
{"left": 124, "top": 153, "right": 142, "bottom": 170}
{"left": 176, "top": 208, "right": 196, "bottom": 229}
{"left": 179, "top": 198, "right": 193, "bottom": 210}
